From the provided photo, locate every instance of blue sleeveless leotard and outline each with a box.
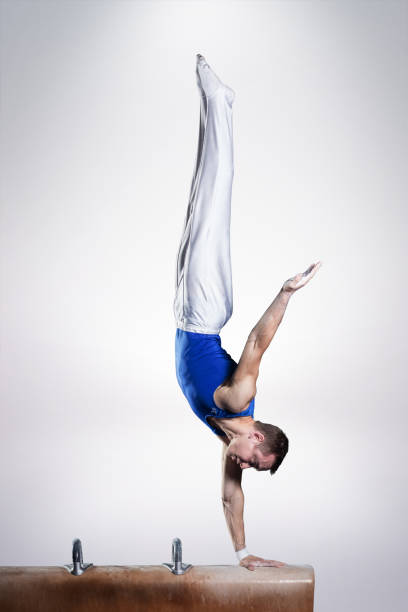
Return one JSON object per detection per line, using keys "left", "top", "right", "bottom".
{"left": 175, "top": 328, "right": 255, "bottom": 437}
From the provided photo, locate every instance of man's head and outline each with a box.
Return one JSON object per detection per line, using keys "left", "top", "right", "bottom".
{"left": 227, "top": 421, "right": 289, "bottom": 475}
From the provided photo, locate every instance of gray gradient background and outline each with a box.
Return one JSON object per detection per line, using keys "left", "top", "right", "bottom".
{"left": 1, "top": 1, "right": 407, "bottom": 610}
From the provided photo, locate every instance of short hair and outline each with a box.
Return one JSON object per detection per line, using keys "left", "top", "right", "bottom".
{"left": 253, "top": 420, "right": 289, "bottom": 475}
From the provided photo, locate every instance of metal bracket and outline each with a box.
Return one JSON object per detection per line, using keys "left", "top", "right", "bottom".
{"left": 162, "top": 537, "right": 192, "bottom": 575}
{"left": 63, "top": 538, "right": 93, "bottom": 576}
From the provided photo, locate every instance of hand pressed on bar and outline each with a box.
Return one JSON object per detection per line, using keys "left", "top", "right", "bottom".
{"left": 239, "top": 555, "right": 286, "bottom": 571}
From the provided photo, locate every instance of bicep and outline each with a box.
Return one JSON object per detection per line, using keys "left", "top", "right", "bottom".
{"left": 233, "top": 335, "right": 264, "bottom": 382}
{"left": 216, "top": 336, "right": 263, "bottom": 413}
{"left": 221, "top": 443, "right": 243, "bottom": 502}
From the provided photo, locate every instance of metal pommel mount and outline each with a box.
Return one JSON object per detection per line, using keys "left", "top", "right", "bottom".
{"left": 63, "top": 538, "right": 93, "bottom": 576}
{"left": 162, "top": 537, "right": 192, "bottom": 575}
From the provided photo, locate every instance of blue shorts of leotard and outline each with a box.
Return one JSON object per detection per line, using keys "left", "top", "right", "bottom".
{"left": 175, "top": 328, "right": 255, "bottom": 437}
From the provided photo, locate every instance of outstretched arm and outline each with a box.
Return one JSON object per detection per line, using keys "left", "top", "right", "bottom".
{"left": 216, "top": 262, "right": 322, "bottom": 413}
{"left": 250, "top": 261, "right": 322, "bottom": 353}
{"left": 249, "top": 287, "right": 291, "bottom": 352}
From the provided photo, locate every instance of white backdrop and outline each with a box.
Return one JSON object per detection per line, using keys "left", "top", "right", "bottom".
{"left": 1, "top": 2, "right": 407, "bottom": 611}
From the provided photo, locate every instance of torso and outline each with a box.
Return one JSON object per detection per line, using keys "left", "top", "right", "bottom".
{"left": 209, "top": 378, "right": 252, "bottom": 440}
{"left": 207, "top": 376, "right": 229, "bottom": 435}
{"left": 212, "top": 382, "right": 225, "bottom": 409}
{"left": 175, "top": 329, "right": 254, "bottom": 439}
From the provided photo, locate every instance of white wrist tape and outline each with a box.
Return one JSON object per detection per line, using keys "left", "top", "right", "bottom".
{"left": 236, "top": 547, "right": 249, "bottom": 561}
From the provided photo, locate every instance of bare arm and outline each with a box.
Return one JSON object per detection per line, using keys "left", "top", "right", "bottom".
{"left": 221, "top": 442, "right": 246, "bottom": 551}
{"left": 249, "top": 288, "right": 291, "bottom": 352}
{"left": 214, "top": 262, "right": 322, "bottom": 413}
{"left": 213, "top": 294, "right": 289, "bottom": 414}
{"left": 220, "top": 441, "right": 285, "bottom": 570}
{"left": 248, "top": 262, "right": 322, "bottom": 353}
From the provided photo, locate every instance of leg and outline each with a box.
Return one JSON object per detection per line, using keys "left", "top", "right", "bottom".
{"left": 173, "top": 55, "right": 235, "bottom": 334}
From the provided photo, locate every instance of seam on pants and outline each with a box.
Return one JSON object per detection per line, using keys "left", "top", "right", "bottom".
{"left": 181, "top": 96, "right": 210, "bottom": 328}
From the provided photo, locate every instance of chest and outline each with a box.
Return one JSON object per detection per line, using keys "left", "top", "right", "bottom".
{"left": 207, "top": 415, "right": 228, "bottom": 437}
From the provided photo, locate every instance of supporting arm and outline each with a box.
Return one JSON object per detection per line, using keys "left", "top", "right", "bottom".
{"left": 222, "top": 492, "right": 246, "bottom": 553}
{"left": 221, "top": 442, "right": 246, "bottom": 551}
{"left": 220, "top": 441, "right": 286, "bottom": 570}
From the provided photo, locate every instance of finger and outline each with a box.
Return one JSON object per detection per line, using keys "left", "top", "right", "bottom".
{"left": 310, "top": 261, "right": 322, "bottom": 273}
{"left": 297, "top": 264, "right": 319, "bottom": 285}
{"left": 302, "top": 264, "right": 315, "bottom": 276}
{"left": 304, "top": 264, "right": 317, "bottom": 277}
{"left": 308, "top": 261, "right": 322, "bottom": 277}
{"left": 304, "top": 261, "right": 321, "bottom": 276}
{"left": 265, "top": 560, "right": 281, "bottom": 566}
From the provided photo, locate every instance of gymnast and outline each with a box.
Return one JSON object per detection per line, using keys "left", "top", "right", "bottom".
{"left": 173, "top": 54, "right": 321, "bottom": 571}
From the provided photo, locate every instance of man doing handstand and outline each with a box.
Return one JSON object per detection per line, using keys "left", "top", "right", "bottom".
{"left": 173, "top": 54, "right": 322, "bottom": 571}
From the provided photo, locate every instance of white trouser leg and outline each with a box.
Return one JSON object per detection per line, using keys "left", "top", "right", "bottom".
{"left": 173, "top": 62, "right": 235, "bottom": 335}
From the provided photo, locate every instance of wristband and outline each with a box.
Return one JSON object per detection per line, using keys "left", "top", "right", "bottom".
{"left": 236, "top": 547, "right": 249, "bottom": 561}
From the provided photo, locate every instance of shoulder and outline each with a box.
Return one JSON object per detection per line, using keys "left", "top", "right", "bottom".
{"left": 213, "top": 380, "right": 255, "bottom": 414}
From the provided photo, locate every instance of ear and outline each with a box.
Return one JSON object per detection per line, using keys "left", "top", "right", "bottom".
{"left": 250, "top": 430, "right": 265, "bottom": 443}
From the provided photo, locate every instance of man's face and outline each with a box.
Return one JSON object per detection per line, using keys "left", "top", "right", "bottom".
{"left": 227, "top": 432, "right": 276, "bottom": 471}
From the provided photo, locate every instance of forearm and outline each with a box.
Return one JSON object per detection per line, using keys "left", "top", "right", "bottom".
{"left": 222, "top": 491, "right": 246, "bottom": 552}
{"left": 250, "top": 288, "right": 292, "bottom": 353}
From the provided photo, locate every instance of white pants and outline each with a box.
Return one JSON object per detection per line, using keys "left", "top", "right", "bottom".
{"left": 173, "top": 81, "right": 235, "bottom": 335}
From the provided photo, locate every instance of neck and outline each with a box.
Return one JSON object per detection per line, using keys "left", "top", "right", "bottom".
{"left": 215, "top": 416, "right": 255, "bottom": 440}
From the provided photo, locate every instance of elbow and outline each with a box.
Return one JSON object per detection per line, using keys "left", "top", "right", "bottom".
{"left": 222, "top": 490, "right": 244, "bottom": 507}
